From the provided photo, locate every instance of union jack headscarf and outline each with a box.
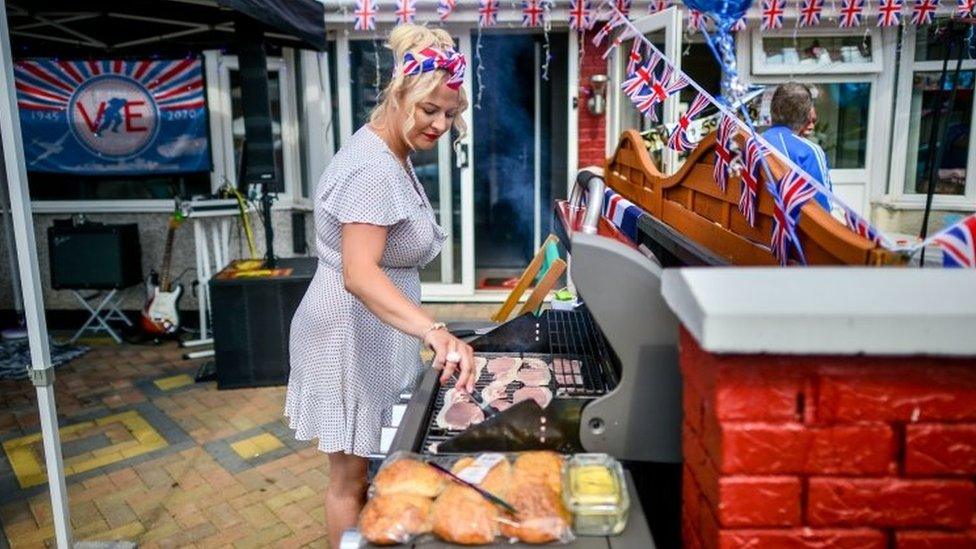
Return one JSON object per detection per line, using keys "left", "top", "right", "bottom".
{"left": 438, "top": 0, "right": 457, "bottom": 20}
{"left": 479, "top": 0, "right": 499, "bottom": 26}
{"left": 799, "top": 0, "right": 824, "bottom": 26}
{"left": 402, "top": 47, "right": 466, "bottom": 90}
{"left": 353, "top": 0, "right": 377, "bottom": 31}
{"left": 738, "top": 137, "right": 765, "bottom": 227}
{"left": 761, "top": 0, "right": 786, "bottom": 30}
{"left": 395, "top": 0, "right": 416, "bottom": 25}
{"left": 876, "top": 0, "right": 903, "bottom": 27}
{"left": 569, "top": 0, "right": 593, "bottom": 30}
{"left": 713, "top": 114, "right": 739, "bottom": 192}
{"left": 667, "top": 92, "right": 710, "bottom": 153}
{"left": 912, "top": 0, "right": 939, "bottom": 24}
{"left": 839, "top": 0, "right": 865, "bottom": 27}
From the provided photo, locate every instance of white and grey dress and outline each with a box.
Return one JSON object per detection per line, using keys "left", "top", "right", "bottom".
{"left": 285, "top": 126, "right": 445, "bottom": 456}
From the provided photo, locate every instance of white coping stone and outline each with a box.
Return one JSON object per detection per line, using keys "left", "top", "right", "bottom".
{"left": 660, "top": 268, "right": 976, "bottom": 357}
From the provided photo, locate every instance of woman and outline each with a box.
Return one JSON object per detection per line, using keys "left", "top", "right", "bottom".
{"left": 284, "top": 24, "right": 476, "bottom": 547}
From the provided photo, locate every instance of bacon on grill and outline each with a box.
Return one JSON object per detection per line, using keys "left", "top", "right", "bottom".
{"left": 487, "top": 356, "right": 521, "bottom": 379}
{"left": 512, "top": 386, "right": 553, "bottom": 408}
{"left": 436, "top": 388, "right": 485, "bottom": 430}
{"left": 515, "top": 367, "right": 551, "bottom": 386}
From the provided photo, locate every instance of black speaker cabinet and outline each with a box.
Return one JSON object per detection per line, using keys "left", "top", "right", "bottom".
{"left": 48, "top": 222, "right": 142, "bottom": 290}
{"left": 210, "top": 257, "right": 316, "bottom": 389}
{"left": 236, "top": 17, "right": 280, "bottom": 191}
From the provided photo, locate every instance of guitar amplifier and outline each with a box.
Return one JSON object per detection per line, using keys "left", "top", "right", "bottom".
{"left": 48, "top": 222, "right": 142, "bottom": 290}
{"left": 210, "top": 257, "right": 316, "bottom": 389}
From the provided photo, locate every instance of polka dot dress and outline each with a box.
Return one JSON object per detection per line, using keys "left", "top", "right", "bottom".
{"left": 285, "top": 125, "right": 446, "bottom": 457}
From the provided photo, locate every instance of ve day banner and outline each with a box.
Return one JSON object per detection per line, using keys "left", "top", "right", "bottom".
{"left": 14, "top": 58, "right": 211, "bottom": 175}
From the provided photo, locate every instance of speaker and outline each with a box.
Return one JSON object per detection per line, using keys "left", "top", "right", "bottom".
{"left": 236, "top": 17, "right": 280, "bottom": 191}
{"left": 48, "top": 223, "right": 142, "bottom": 290}
{"left": 210, "top": 257, "right": 315, "bottom": 389}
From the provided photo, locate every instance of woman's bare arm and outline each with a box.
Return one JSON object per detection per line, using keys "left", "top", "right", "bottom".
{"left": 341, "top": 223, "right": 475, "bottom": 391}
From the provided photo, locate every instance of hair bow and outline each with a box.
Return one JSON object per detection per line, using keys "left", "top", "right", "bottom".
{"left": 401, "top": 47, "right": 466, "bottom": 90}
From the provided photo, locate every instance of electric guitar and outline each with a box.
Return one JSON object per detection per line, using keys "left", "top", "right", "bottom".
{"left": 141, "top": 214, "right": 183, "bottom": 336}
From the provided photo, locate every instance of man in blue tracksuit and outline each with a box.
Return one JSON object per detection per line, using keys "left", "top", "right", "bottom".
{"left": 763, "top": 82, "right": 832, "bottom": 210}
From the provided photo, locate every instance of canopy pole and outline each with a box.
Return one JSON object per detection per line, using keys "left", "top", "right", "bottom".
{"left": 0, "top": 2, "right": 73, "bottom": 547}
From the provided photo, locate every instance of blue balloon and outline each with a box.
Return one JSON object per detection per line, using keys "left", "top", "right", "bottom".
{"left": 682, "top": 0, "right": 753, "bottom": 30}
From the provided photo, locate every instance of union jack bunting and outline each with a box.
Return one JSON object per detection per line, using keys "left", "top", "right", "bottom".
{"left": 353, "top": 0, "right": 377, "bottom": 31}
{"left": 592, "top": 13, "right": 627, "bottom": 48}
{"left": 732, "top": 17, "right": 747, "bottom": 31}
{"left": 438, "top": 0, "right": 457, "bottom": 20}
{"left": 569, "top": 0, "right": 593, "bottom": 30}
{"left": 522, "top": 0, "right": 547, "bottom": 27}
{"left": 713, "top": 114, "right": 738, "bottom": 192}
{"left": 799, "top": 0, "right": 824, "bottom": 26}
{"left": 877, "top": 0, "right": 903, "bottom": 27}
{"left": 395, "top": 0, "right": 416, "bottom": 25}
{"left": 627, "top": 39, "right": 644, "bottom": 75}
{"left": 615, "top": 0, "right": 632, "bottom": 17}
{"left": 912, "top": 0, "right": 939, "bottom": 24}
{"left": 667, "top": 92, "right": 710, "bottom": 152}
{"left": 844, "top": 209, "right": 884, "bottom": 245}
{"left": 762, "top": 0, "right": 786, "bottom": 29}
{"left": 771, "top": 169, "right": 818, "bottom": 264}
{"left": 688, "top": 9, "right": 707, "bottom": 32}
{"left": 602, "top": 189, "right": 644, "bottom": 242}
{"left": 770, "top": 189, "right": 797, "bottom": 265}
{"left": 957, "top": 0, "right": 975, "bottom": 16}
{"left": 839, "top": 0, "right": 865, "bottom": 27}
{"left": 632, "top": 64, "right": 687, "bottom": 121}
{"left": 479, "top": 0, "right": 499, "bottom": 26}
{"left": 621, "top": 51, "right": 662, "bottom": 97}
{"left": 933, "top": 213, "right": 976, "bottom": 267}
{"left": 648, "top": 0, "right": 672, "bottom": 13}
{"left": 738, "top": 137, "right": 764, "bottom": 227}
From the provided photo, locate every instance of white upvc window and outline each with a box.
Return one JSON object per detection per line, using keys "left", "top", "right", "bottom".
{"left": 741, "top": 25, "right": 894, "bottom": 216}
{"left": 886, "top": 19, "right": 976, "bottom": 211}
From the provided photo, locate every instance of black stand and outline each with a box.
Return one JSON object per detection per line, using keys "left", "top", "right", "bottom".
{"left": 919, "top": 20, "right": 970, "bottom": 265}
{"left": 262, "top": 188, "right": 276, "bottom": 268}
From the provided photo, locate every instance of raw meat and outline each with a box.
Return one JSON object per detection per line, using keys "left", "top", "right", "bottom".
{"left": 521, "top": 357, "right": 549, "bottom": 371}
{"left": 487, "top": 356, "right": 521, "bottom": 378}
{"left": 490, "top": 399, "right": 513, "bottom": 411}
{"left": 515, "top": 367, "right": 551, "bottom": 386}
{"left": 512, "top": 386, "right": 553, "bottom": 408}
{"left": 481, "top": 381, "right": 508, "bottom": 404}
{"left": 473, "top": 356, "right": 488, "bottom": 381}
{"left": 436, "top": 389, "right": 485, "bottom": 430}
{"left": 552, "top": 357, "right": 581, "bottom": 375}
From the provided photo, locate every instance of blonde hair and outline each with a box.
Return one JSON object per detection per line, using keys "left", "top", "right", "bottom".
{"left": 369, "top": 24, "right": 469, "bottom": 150}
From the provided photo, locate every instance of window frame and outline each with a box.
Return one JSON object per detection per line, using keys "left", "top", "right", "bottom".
{"left": 886, "top": 23, "right": 976, "bottom": 211}
{"left": 750, "top": 26, "right": 884, "bottom": 76}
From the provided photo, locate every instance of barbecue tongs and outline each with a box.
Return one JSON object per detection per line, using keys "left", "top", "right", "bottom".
{"left": 452, "top": 369, "right": 497, "bottom": 419}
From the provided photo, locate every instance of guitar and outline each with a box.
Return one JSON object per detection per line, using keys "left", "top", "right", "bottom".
{"left": 140, "top": 214, "right": 183, "bottom": 336}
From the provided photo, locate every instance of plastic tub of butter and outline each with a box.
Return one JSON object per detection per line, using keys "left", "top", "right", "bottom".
{"left": 562, "top": 453, "right": 630, "bottom": 535}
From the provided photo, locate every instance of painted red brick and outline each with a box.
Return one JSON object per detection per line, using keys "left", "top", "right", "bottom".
{"left": 895, "top": 530, "right": 976, "bottom": 549}
{"left": 684, "top": 426, "right": 719, "bottom": 507}
{"left": 719, "top": 528, "right": 887, "bottom": 549}
{"left": 684, "top": 382, "right": 705, "bottom": 435}
{"left": 717, "top": 476, "right": 802, "bottom": 527}
{"left": 715, "top": 422, "right": 894, "bottom": 475}
{"left": 905, "top": 424, "right": 976, "bottom": 476}
{"left": 577, "top": 29, "right": 607, "bottom": 169}
{"left": 817, "top": 367, "right": 976, "bottom": 422}
{"left": 808, "top": 478, "right": 974, "bottom": 528}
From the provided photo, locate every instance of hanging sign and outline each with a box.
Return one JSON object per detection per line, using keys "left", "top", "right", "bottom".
{"left": 15, "top": 58, "right": 211, "bottom": 175}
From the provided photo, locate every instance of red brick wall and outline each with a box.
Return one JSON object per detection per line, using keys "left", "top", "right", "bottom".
{"left": 679, "top": 327, "right": 976, "bottom": 549}
{"left": 578, "top": 30, "right": 607, "bottom": 169}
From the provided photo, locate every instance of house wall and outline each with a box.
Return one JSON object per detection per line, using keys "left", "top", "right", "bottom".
{"left": 578, "top": 29, "right": 608, "bottom": 170}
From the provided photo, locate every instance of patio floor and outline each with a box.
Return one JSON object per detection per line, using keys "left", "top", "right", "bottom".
{"left": 0, "top": 303, "right": 498, "bottom": 548}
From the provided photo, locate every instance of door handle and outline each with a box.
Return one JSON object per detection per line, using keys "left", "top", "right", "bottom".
{"left": 455, "top": 142, "right": 469, "bottom": 170}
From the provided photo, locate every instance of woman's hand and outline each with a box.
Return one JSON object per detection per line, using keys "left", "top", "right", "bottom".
{"left": 424, "top": 330, "right": 476, "bottom": 393}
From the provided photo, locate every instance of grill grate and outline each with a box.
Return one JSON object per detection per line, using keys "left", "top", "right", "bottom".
{"left": 419, "top": 309, "right": 618, "bottom": 454}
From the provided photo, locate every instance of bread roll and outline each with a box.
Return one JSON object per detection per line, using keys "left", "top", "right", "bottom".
{"left": 513, "top": 451, "right": 564, "bottom": 496}
{"left": 498, "top": 482, "right": 572, "bottom": 544}
{"left": 431, "top": 484, "right": 498, "bottom": 545}
{"left": 358, "top": 493, "right": 432, "bottom": 545}
{"left": 450, "top": 455, "right": 512, "bottom": 497}
{"left": 372, "top": 458, "right": 446, "bottom": 498}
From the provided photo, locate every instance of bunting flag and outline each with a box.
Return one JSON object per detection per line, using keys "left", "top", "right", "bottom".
{"left": 770, "top": 190, "right": 796, "bottom": 265}
{"left": 799, "top": 0, "right": 824, "bottom": 26}
{"left": 479, "top": 0, "right": 499, "bottom": 26}
{"left": 732, "top": 16, "right": 747, "bottom": 31}
{"left": 933, "top": 214, "right": 976, "bottom": 267}
{"left": 738, "top": 138, "right": 764, "bottom": 227}
{"left": 353, "top": 0, "right": 377, "bottom": 31}
{"left": 713, "top": 114, "right": 738, "bottom": 192}
{"left": 771, "top": 169, "right": 818, "bottom": 264}
{"left": 632, "top": 64, "right": 687, "bottom": 121}
{"left": 844, "top": 209, "right": 884, "bottom": 245}
{"left": 395, "top": 0, "right": 416, "bottom": 24}
{"left": 648, "top": 0, "right": 673, "bottom": 13}
{"left": 621, "top": 51, "right": 662, "bottom": 97}
{"left": 839, "top": 0, "right": 865, "bottom": 26}
{"left": 437, "top": 0, "right": 457, "bottom": 20}
{"left": 761, "top": 0, "right": 786, "bottom": 29}
{"left": 912, "top": 0, "right": 939, "bottom": 24}
{"left": 688, "top": 9, "right": 707, "bottom": 32}
{"left": 877, "top": 0, "right": 904, "bottom": 26}
{"left": 569, "top": 0, "right": 593, "bottom": 30}
{"left": 592, "top": 13, "right": 626, "bottom": 48}
{"left": 957, "top": 0, "right": 975, "bottom": 16}
{"left": 668, "top": 93, "right": 710, "bottom": 152}
{"left": 602, "top": 188, "right": 644, "bottom": 242}
{"left": 627, "top": 39, "right": 644, "bottom": 75}
{"left": 522, "top": 0, "right": 547, "bottom": 27}
{"left": 615, "top": 0, "right": 633, "bottom": 17}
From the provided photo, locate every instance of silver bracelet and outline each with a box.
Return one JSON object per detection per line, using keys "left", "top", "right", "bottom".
{"left": 421, "top": 322, "right": 447, "bottom": 348}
